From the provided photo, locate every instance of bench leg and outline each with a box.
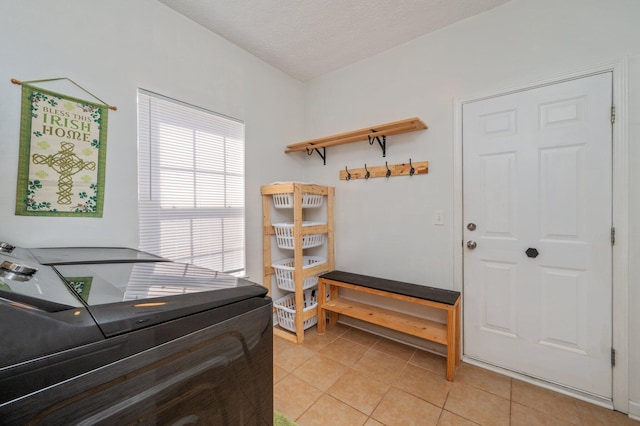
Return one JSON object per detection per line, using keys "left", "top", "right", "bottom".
{"left": 318, "top": 279, "right": 326, "bottom": 334}
{"left": 447, "top": 309, "right": 456, "bottom": 381}
{"left": 329, "top": 284, "right": 339, "bottom": 325}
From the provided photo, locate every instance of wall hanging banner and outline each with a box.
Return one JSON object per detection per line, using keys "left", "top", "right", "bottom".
{"left": 15, "top": 84, "right": 107, "bottom": 217}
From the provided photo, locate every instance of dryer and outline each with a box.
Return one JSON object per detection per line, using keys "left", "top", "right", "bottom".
{"left": 0, "top": 242, "right": 272, "bottom": 425}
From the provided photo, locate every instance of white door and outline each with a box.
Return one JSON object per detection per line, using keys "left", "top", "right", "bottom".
{"left": 462, "top": 72, "right": 613, "bottom": 398}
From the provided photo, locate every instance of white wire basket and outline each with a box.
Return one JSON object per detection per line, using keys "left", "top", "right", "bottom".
{"left": 272, "top": 222, "right": 326, "bottom": 249}
{"left": 272, "top": 193, "right": 324, "bottom": 209}
{"left": 273, "top": 289, "right": 319, "bottom": 333}
{"left": 272, "top": 256, "right": 327, "bottom": 291}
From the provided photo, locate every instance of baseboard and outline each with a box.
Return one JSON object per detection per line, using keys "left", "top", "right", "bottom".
{"left": 629, "top": 400, "right": 640, "bottom": 421}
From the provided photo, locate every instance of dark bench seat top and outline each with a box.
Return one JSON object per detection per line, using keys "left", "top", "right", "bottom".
{"left": 319, "top": 270, "right": 460, "bottom": 306}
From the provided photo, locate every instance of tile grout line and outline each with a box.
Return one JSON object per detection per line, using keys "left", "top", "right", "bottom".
{"left": 293, "top": 385, "right": 324, "bottom": 424}
{"left": 441, "top": 377, "right": 453, "bottom": 423}
{"left": 348, "top": 350, "right": 411, "bottom": 425}
{"left": 367, "top": 384, "right": 394, "bottom": 425}
{"left": 309, "top": 327, "right": 373, "bottom": 424}
{"left": 335, "top": 345, "right": 390, "bottom": 424}
{"left": 290, "top": 335, "right": 334, "bottom": 425}
{"left": 438, "top": 376, "right": 488, "bottom": 425}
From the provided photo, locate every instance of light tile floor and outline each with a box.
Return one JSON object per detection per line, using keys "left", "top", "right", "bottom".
{"left": 274, "top": 324, "right": 639, "bottom": 426}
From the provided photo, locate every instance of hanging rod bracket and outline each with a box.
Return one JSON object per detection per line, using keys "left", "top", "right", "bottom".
{"left": 306, "top": 146, "right": 326, "bottom": 165}
{"left": 368, "top": 133, "right": 387, "bottom": 157}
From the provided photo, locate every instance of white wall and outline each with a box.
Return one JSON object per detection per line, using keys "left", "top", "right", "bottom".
{"left": 301, "top": 0, "right": 640, "bottom": 413}
{"left": 0, "top": 0, "right": 305, "bottom": 283}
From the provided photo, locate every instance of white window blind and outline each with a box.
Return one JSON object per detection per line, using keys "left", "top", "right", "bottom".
{"left": 137, "top": 90, "right": 245, "bottom": 275}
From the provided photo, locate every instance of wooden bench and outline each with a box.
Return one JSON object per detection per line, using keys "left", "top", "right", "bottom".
{"left": 317, "top": 271, "right": 461, "bottom": 381}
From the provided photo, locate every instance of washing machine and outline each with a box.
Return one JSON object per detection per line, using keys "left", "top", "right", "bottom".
{"left": 0, "top": 241, "right": 272, "bottom": 425}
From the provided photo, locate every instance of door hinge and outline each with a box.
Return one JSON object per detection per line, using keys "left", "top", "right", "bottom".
{"left": 611, "top": 348, "right": 616, "bottom": 367}
{"left": 611, "top": 105, "right": 616, "bottom": 124}
{"left": 611, "top": 227, "right": 616, "bottom": 245}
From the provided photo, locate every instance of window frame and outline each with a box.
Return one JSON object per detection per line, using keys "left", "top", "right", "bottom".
{"left": 137, "top": 89, "right": 246, "bottom": 275}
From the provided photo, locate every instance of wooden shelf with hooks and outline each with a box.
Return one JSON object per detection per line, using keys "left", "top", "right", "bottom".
{"left": 340, "top": 161, "right": 428, "bottom": 180}
{"left": 284, "top": 117, "right": 427, "bottom": 162}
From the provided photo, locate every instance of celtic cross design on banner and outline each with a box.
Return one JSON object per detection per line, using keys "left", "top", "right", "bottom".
{"left": 32, "top": 142, "right": 96, "bottom": 205}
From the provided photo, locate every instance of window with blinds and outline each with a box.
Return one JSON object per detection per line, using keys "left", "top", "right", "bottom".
{"left": 137, "top": 90, "right": 245, "bottom": 275}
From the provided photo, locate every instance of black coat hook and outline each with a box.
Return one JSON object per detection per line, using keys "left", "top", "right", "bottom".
{"left": 385, "top": 161, "right": 391, "bottom": 178}
{"left": 409, "top": 158, "right": 415, "bottom": 176}
{"left": 345, "top": 165, "right": 351, "bottom": 181}
{"left": 364, "top": 164, "right": 370, "bottom": 179}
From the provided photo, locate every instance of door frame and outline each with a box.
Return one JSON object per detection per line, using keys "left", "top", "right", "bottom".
{"left": 453, "top": 58, "right": 629, "bottom": 411}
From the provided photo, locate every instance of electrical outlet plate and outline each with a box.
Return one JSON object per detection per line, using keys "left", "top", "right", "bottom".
{"left": 433, "top": 209, "right": 444, "bottom": 226}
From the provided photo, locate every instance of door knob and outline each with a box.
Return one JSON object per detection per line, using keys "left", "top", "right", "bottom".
{"left": 525, "top": 248, "right": 539, "bottom": 258}
{"left": 467, "top": 241, "right": 477, "bottom": 249}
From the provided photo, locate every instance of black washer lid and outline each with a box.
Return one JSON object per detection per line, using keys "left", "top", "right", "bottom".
{"left": 53, "top": 262, "right": 267, "bottom": 337}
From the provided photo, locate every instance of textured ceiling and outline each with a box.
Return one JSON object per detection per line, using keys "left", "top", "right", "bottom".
{"left": 158, "top": 0, "right": 511, "bottom": 81}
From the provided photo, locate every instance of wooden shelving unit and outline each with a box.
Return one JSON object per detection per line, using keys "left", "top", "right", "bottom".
{"left": 261, "top": 183, "right": 335, "bottom": 343}
{"left": 284, "top": 117, "right": 427, "bottom": 164}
